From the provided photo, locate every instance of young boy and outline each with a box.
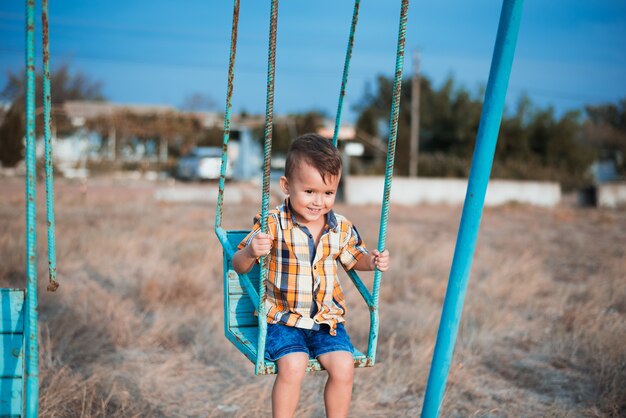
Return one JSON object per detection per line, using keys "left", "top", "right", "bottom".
{"left": 232, "top": 133, "right": 390, "bottom": 418}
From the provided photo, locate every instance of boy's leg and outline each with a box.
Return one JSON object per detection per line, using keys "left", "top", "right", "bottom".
{"left": 273, "top": 352, "right": 309, "bottom": 418}
{"left": 317, "top": 351, "right": 354, "bottom": 418}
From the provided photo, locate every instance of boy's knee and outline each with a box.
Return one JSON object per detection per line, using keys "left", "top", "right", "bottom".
{"left": 330, "top": 362, "right": 354, "bottom": 384}
{"left": 277, "top": 353, "right": 308, "bottom": 383}
{"left": 322, "top": 353, "right": 354, "bottom": 384}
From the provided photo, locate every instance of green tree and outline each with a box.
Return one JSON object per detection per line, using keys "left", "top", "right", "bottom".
{"left": 268, "top": 111, "right": 325, "bottom": 155}
{"left": 355, "top": 74, "right": 483, "bottom": 175}
{"left": 0, "top": 64, "right": 105, "bottom": 167}
{"left": 355, "top": 73, "right": 595, "bottom": 188}
{"left": 0, "top": 106, "right": 24, "bottom": 167}
{"left": 583, "top": 98, "right": 626, "bottom": 176}
{"left": 497, "top": 95, "right": 533, "bottom": 161}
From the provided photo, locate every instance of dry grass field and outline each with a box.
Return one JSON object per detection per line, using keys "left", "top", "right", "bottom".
{"left": 1, "top": 176, "right": 625, "bottom": 417}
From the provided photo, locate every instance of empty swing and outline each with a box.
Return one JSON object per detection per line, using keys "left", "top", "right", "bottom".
{"left": 0, "top": 1, "right": 59, "bottom": 416}
{"left": 214, "top": 0, "right": 409, "bottom": 375}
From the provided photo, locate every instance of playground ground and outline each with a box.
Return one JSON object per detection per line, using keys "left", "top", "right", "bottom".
{"left": 1, "top": 176, "right": 624, "bottom": 417}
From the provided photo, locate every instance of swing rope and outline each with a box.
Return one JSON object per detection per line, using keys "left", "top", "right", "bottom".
{"left": 332, "top": 0, "right": 360, "bottom": 147}
{"left": 367, "top": 0, "right": 409, "bottom": 361}
{"left": 215, "top": 0, "right": 263, "bottom": 314}
{"left": 256, "top": 0, "right": 279, "bottom": 375}
{"left": 43, "top": 0, "right": 59, "bottom": 292}
{"left": 215, "top": 0, "right": 240, "bottom": 233}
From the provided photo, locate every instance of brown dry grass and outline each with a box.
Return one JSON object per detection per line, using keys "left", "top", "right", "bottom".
{"left": 1, "top": 176, "right": 625, "bottom": 417}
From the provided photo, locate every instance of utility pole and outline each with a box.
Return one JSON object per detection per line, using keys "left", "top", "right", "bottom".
{"left": 410, "top": 49, "right": 420, "bottom": 177}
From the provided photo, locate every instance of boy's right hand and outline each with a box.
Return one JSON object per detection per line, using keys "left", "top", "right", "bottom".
{"left": 248, "top": 233, "right": 272, "bottom": 258}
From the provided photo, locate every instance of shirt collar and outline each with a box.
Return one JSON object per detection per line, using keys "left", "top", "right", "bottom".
{"left": 279, "top": 198, "right": 338, "bottom": 232}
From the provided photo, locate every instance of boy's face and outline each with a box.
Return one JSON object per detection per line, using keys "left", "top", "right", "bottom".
{"left": 280, "top": 162, "right": 340, "bottom": 227}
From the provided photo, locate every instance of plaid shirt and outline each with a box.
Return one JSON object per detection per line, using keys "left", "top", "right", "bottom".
{"left": 238, "top": 199, "right": 368, "bottom": 335}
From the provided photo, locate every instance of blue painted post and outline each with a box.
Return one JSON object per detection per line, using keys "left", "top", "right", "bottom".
{"left": 24, "top": 0, "right": 39, "bottom": 416}
{"left": 420, "top": 1, "right": 524, "bottom": 417}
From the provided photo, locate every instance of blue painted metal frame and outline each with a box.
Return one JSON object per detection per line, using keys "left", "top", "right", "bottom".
{"left": 24, "top": 0, "right": 39, "bottom": 416}
{"left": 420, "top": 1, "right": 525, "bottom": 416}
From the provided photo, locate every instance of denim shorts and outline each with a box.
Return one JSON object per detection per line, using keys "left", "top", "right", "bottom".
{"left": 264, "top": 323, "right": 354, "bottom": 362}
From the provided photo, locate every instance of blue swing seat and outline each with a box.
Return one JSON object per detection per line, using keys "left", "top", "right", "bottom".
{"left": 222, "top": 230, "right": 369, "bottom": 375}
{"left": 0, "top": 289, "right": 25, "bottom": 416}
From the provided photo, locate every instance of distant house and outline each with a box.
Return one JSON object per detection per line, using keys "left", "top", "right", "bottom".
{"left": 591, "top": 159, "right": 622, "bottom": 183}
{"left": 62, "top": 100, "right": 181, "bottom": 160}
{"left": 63, "top": 100, "right": 177, "bottom": 122}
{"left": 36, "top": 128, "right": 101, "bottom": 178}
{"left": 50, "top": 101, "right": 216, "bottom": 173}
{"left": 45, "top": 101, "right": 374, "bottom": 180}
{"left": 584, "top": 158, "right": 626, "bottom": 208}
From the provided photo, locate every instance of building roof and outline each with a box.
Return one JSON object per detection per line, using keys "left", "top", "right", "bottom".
{"left": 63, "top": 101, "right": 178, "bottom": 119}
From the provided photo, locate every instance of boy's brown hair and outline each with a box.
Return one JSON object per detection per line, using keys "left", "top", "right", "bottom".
{"left": 284, "top": 133, "right": 342, "bottom": 183}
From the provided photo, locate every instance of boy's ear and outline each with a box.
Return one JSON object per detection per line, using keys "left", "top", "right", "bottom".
{"left": 279, "top": 176, "right": 289, "bottom": 195}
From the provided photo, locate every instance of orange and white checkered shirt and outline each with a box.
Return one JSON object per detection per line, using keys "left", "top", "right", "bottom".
{"left": 238, "top": 199, "right": 368, "bottom": 336}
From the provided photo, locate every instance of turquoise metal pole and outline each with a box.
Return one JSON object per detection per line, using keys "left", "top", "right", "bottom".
{"left": 332, "top": 0, "right": 360, "bottom": 147}
{"left": 256, "top": 0, "right": 279, "bottom": 375}
{"left": 24, "top": 0, "right": 39, "bottom": 416}
{"left": 367, "top": 0, "right": 409, "bottom": 363}
{"left": 420, "top": 1, "right": 524, "bottom": 416}
{"left": 43, "top": 0, "right": 59, "bottom": 293}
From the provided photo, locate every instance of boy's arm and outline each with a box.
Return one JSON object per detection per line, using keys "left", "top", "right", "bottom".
{"left": 339, "top": 220, "right": 390, "bottom": 272}
{"left": 353, "top": 249, "right": 390, "bottom": 272}
{"left": 232, "top": 232, "right": 273, "bottom": 274}
{"left": 232, "top": 245, "right": 256, "bottom": 274}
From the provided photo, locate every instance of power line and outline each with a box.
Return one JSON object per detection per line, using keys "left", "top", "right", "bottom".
{"left": 0, "top": 47, "right": 365, "bottom": 80}
{"left": 0, "top": 12, "right": 227, "bottom": 41}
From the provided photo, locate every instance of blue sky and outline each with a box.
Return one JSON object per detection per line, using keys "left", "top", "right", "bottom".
{"left": 1, "top": 0, "right": 625, "bottom": 122}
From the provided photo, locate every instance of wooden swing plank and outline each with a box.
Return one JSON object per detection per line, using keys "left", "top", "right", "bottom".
{"left": 0, "top": 336, "right": 23, "bottom": 378}
{"left": 228, "top": 273, "right": 260, "bottom": 295}
{"left": 0, "top": 377, "right": 23, "bottom": 417}
{"left": 0, "top": 289, "right": 24, "bottom": 416}
{"left": 0, "top": 290, "right": 24, "bottom": 334}
{"left": 0, "top": 290, "right": 24, "bottom": 380}
{"left": 228, "top": 294, "right": 257, "bottom": 327}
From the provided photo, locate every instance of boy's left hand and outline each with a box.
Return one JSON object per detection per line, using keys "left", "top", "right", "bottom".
{"left": 370, "top": 249, "right": 390, "bottom": 272}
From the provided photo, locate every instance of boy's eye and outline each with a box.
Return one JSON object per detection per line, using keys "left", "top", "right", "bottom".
{"left": 325, "top": 191, "right": 334, "bottom": 196}
{"left": 305, "top": 190, "right": 313, "bottom": 194}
